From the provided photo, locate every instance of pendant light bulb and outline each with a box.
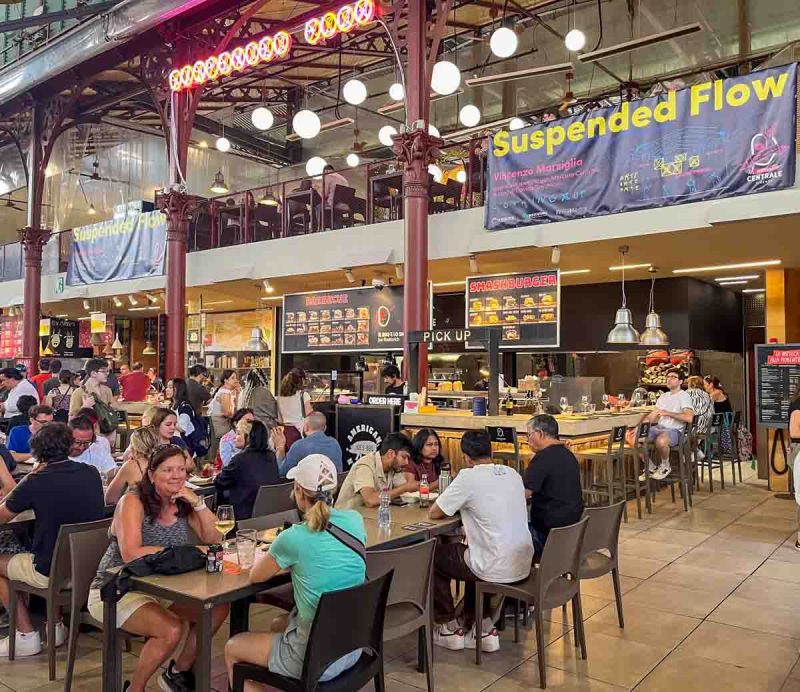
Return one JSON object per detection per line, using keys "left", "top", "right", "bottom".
{"left": 378, "top": 125, "right": 398, "bottom": 147}
{"left": 428, "top": 124, "right": 440, "bottom": 138}
{"left": 209, "top": 170, "right": 229, "bottom": 194}
{"left": 428, "top": 164, "right": 443, "bottom": 182}
{"left": 215, "top": 136, "right": 231, "bottom": 153}
{"left": 292, "top": 109, "right": 321, "bottom": 139}
{"left": 459, "top": 104, "right": 481, "bottom": 128}
{"left": 607, "top": 246, "right": 641, "bottom": 344}
{"left": 565, "top": 28, "right": 586, "bottom": 51}
{"left": 87, "top": 203, "right": 97, "bottom": 215}
{"left": 305, "top": 156, "right": 327, "bottom": 177}
{"left": 640, "top": 268, "right": 669, "bottom": 345}
{"left": 346, "top": 153, "right": 360, "bottom": 167}
{"left": 251, "top": 107, "right": 274, "bottom": 131}
{"left": 388, "top": 82, "right": 404, "bottom": 101}
{"left": 431, "top": 60, "right": 461, "bottom": 95}
{"left": 456, "top": 169, "right": 467, "bottom": 183}
{"left": 509, "top": 117, "right": 526, "bottom": 131}
{"left": 489, "top": 26, "right": 518, "bottom": 58}
{"left": 342, "top": 78, "right": 368, "bottom": 106}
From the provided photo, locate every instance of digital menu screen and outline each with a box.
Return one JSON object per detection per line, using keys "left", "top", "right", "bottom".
{"left": 755, "top": 344, "right": 800, "bottom": 428}
{"left": 465, "top": 270, "right": 560, "bottom": 349}
{"left": 0, "top": 315, "right": 23, "bottom": 359}
{"left": 282, "top": 286, "right": 404, "bottom": 353}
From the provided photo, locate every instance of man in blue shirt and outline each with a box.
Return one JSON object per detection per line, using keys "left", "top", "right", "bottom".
{"left": 7, "top": 405, "right": 54, "bottom": 463}
{"left": 278, "top": 411, "right": 342, "bottom": 476}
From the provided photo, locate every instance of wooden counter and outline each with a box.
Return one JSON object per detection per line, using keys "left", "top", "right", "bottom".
{"left": 401, "top": 409, "right": 649, "bottom": 472}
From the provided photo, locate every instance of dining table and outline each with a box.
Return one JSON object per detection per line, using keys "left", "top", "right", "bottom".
{"left": 100, "top": 501, "right": 460, "bottom": 691}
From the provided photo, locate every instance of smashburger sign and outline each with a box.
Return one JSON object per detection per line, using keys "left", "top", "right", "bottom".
{"left": 469, "top": 273, "right": 558, "bottom": 293}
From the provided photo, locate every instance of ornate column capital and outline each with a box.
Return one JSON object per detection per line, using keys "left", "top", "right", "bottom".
{"left": 18, "top": 226, "right": 51, "bottom": 264}
{"left": 392, "top": 128, "right": 443, "bottom": 198}
{"left": 156, "top": 190, "right": 206, "bottom": 242}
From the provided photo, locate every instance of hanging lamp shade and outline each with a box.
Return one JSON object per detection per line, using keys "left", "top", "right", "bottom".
{"left": 640, "top": 268, "right": 669, "bottom": 345}
{"left": 111, "top": 333, "right": 124, "bottom": 350}
{"left": 607, "top": 308, "right": 641, "bottom": 344}
{"left": 259, "top": 190, "right": 279, "bottom": 206}
{"left": 210, "top": 170, "right": 229, "bottom": 194}
{"left": 142, "top": 340, "right": 157, "bottom": 355}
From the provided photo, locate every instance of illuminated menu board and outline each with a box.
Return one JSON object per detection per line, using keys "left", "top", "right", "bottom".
{"left": 466, "top": 270, "right": 560, "bottom": 348}
{"left": 282, "top": 285, "right": 404, "bottom": 353}
{"left": 0, "top": 315, "right": 23, "bottom": 359}
{"left": 756, "top": 344, "right": 800, "bottom": 428}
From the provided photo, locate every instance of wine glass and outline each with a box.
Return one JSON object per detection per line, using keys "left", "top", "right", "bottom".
{"left": 581, "top": 394, "right": 589, "bottom": 412}
{"left": 559, "top": 396, "right": 569, "bottom": 413}
{"left": 215, "top": 504, "right": 235, "bottom": 549}
{"left": 617, "top": 393, "right": 627, "bottom": 409}
{"left": 602, "top": 393, "right": 610, "bottom": 410}
{"left": 648, "top": 391, "right": 658, "bottom": 406}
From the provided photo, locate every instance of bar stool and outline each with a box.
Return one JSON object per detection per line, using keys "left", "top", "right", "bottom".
{"left": 487, "top": 425, "right": 523, "bottom": 473}
{"left": 648, "top": 422, "right": 693, "bottom": 512}
{"left": 575, "top": 425, "right": 628, "bottom": 522}
{"left": 623, "top": 420, "right": 651, "bottom": 518}
{"left": 696, "top": 413, "right": 724, "bottom": 491}
{"left": 718, "top": 412, "right": 743, "bottom": 485}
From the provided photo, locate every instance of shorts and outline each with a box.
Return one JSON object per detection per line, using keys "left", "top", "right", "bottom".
{"left": 7, "top": 553, "right": 49, "bottom": 589}
{"left": 647, "top": 425, "right": 681, "bottom": 448}
{"left": 268, "top": 608, "right": 361, "bottom": 682}
{"left": 87, "top": 588, "right": 172, "bottom": 629}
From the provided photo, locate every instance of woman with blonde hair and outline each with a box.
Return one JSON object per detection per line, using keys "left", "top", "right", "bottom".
{"left": 104, "top": 426, "right": 160, "bottom": 505}
{"left": 225, "top": 454, "right": 366, "bottom": 683}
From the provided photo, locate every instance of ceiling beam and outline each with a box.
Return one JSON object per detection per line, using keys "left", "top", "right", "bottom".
{"left": 1, "top": 1, "right": 120, "bottom": 33}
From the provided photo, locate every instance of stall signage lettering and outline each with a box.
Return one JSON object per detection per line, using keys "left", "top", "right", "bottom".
{"left": 420, "top": 329, "right": 476, "bottom": 343}
{"left": 767, "top": 349, "right": 800, "bottom": 366}
{"left": 168, "top": 0, "right": 376, "bottom": 92}
{"left": 366, "top": 395, "right": 405, "bottom": 407}
{"left": 469, "top": 274, "right": 558, "bottom": 293}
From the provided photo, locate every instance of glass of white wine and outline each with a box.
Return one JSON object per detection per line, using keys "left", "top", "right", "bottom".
{"left": 602, "top": 393, "right": 610, "bottom": 410}
{"left": 215, "top": 504, "right": 235, "bottom": 550}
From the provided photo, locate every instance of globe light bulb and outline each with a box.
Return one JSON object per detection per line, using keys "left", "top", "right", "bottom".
{"left": 346, "top": 153, "right": 360, "bottom": 167}
{"left": 428, "top": 124, "right": 440, "bottom": 138}
{"left": 565, "top": 28, "right": 586, "bottom": 51}
{"left": 388, "top": 82, "right": 404, "bottom": 101}
{"left": 378, "top": 125, "right": 398, "bottom": 147}
{"left": 293, "top": 109, "right": 321, "bottom": 139}
{"left": 428, "top": 164, "right": 443, "bottom": 181}
{"left": 342, "top": 78, "right": 368, "bottom": 106}
{"left": 489, "top": 27, "right": 518, "bottom": 58}
{"left": 509, "top": 117, "right": 526, "bottom": 131}
{"left": 459, "top": 104, "right": 481, "bottom": 128}
{"left": 456, "top": 170, "right": 467, "bottom": 183}
{"left": 305, "top": 156, "right": 327, "bottom": 177}
{"left": 251, "top": 107, "right": 274, "bottom": 131}
{"left": 431, "top": 60, "right": 461, "bottom": 95}
{"left": 215, "top": 136, "right": 231, "bottom": 153}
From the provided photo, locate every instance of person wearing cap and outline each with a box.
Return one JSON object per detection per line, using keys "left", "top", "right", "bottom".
{"left": 225, "top": 454, "right": 366, "bottom": 684}
{"left": 0, "top": 367, "right": 39, "bottom": 419}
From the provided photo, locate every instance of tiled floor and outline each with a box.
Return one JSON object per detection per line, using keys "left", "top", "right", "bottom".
{"left": 2, "top": 463, "right": 799, "bottom": 691}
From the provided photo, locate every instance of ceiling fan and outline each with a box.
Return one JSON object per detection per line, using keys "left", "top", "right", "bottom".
{"left": 66, "top": 158, "right": 128, "bottom": 185}
{"left": 1, "top": 195, "right": 25, "bottom": 212}
{"left": 351, "top": 128, "right": 368, "bottom": 153}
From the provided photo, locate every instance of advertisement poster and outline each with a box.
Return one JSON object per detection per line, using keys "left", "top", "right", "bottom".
{"left": 39, "top": 318, "right": 90, "bottom": 358}
{"left": 202, "top": 310, "right": 275, "bottom": 353}
{"left": 335, "top": 404, "right": 395, "bottom": 469}
{"left": 67, "top": 210, "right": 167, "bottom": 285}
{"left": 282, "top": 286, "right": 404, "bottom": 353}
{"left": 755, "top": 344, "right": 800, "bottom": 428}
{"left": 466, "top": 270, "right": 560, "bottom": 349}
{"left": 0, "top": 315, "right": 22, "bottom": 359}
{"left": 486, "top": 65, "right": 797, "bottom": 230}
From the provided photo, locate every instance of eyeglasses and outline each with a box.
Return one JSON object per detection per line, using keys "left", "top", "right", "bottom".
{"left": 33, "top": 417, "right": 51, "bottom": 424}
{"left": 72, "top": 438, "right": 94, "bottom": 449}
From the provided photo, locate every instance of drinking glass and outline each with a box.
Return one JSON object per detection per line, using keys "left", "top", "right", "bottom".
{"left": 602, "top": 393, "right": 610, "bottom": 410}
{"left": 215, "top": 505, "right": 235, "bottom": 548}
{"left": 587, "top": 403, "right": 596, "bottom": 414}
{"left": 236, "top": 529, "right": 257, "bottom": 570}
{"left": 559, "top": 396, "right": 569, "bottom": 413}
{"left": 581, "top": 394, "right": 589, "bottom": 412}
{"left": 648, "top": 391, "right": 658, "bottom": 406}
{"left": 617, "top": 393, "right": 627, "bottom": 408}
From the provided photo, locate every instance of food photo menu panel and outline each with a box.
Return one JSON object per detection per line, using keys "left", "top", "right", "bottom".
{"left": 282, "top": 286, "right": 404, "bottom": 353}
{"left": 466, "top": 270, "right": 560, "bottom": 348}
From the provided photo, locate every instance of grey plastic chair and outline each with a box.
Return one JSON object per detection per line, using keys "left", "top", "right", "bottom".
{"left": 474, "top": 517, "right": 589, "bottom": 688}
{"left": 580, "top": 502, "right": 625, "bottom": 629}
{"left": 64, "top": 519, "right": 115, "bottom": 692}
{"left": 238, "top": 508, "right": 300, "bottom": 533}
{"left": 249, "top": 509, "right": 302, "bottom": 612}
{"left": 252, "top": 481, "right": 296, "bottom": 517}
{"left": 8, "top": 517, "right": 112, "bottom": 681}
{"left": 367, "top": 538, "right": 437, "bottom": 692}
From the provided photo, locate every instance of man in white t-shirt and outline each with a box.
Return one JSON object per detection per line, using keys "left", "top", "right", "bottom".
{"left": 644, "top": 369, "right": 694, "bottom": 480}
{"left": 68, "top": 415, "right": 117, "bottom": 482}
{"left": 0, "top": 368, "right": 39, "bottom": 419}
{"left": 429, "top": 430, "right": 533, "bottom": 653}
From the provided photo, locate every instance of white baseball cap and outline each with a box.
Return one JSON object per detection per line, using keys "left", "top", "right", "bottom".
{"left": 286, "top": 454, "right": 338, "bottom": 492}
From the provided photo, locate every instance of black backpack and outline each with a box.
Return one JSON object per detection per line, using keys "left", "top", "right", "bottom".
{"left": 178, "top": 401, "right": 210, "bottom": 458}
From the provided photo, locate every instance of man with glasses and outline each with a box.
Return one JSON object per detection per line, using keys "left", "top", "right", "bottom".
{"left": 6, "top": 405, "right": 54, "bottom": 463}
{"left": 524, "top": 414, "right": 584, "bottom": 558}
{"left": 68, "top": 412, "right": 117, "bottom": 482}
{"left": 643, "top": 368, "right": 694, "bottom": 480}
{"left": 69, "top": 358, "right": 114, "bottom": 420}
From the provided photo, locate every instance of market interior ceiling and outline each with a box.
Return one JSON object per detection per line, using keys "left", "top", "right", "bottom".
{"left": 40, "top": 214, "right": 793, "bottom": 319}
{"left": 1, "top": 0, "right": 800, "bottom": 238}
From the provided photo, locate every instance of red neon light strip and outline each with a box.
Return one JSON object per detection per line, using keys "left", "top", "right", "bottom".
{"left": 305, "top": 0, "right": 376, "bottom": 46}
{"left": 169, "top": 31, "right": 292, "bottom": 92}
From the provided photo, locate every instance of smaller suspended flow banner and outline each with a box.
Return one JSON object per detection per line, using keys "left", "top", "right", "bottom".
{"left": 485, "top": 64, "right": 797, "bottom": 230}
{"left": 66, "top": 211, "right": 167, "bottom": 286}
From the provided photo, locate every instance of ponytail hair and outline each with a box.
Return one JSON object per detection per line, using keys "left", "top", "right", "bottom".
{"left": 299, "top": 485, "right": 333, "bottom": 532}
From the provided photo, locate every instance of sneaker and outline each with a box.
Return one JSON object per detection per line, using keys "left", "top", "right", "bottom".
{"left": 433, "top": 622, "right": 465, "bottom": 651}
{"left": 0, "top": 608, "right": 8, "bottom": 629}
{"left": 696, "top": 448, "right": 706, "bottom": 462}
{"left": 122, "top": 683, "right": 131, "bottom": 692}
{"left": 794, "top": 539, "right": 800, "bottom": 552}
{"left": 47, "top": 621, "right": 67, "bottom": 648}
{"left": 464, "top": 619, "right": 500, "bottom": 653}
{"left": 159, "top": 661, "right": 194, "bottom": 692}
{"left": 639, "top": 463, "right": 657, "bottom": 482}
{"left": 652, "top": 462, "right": 672, "bottom": 480}
{"left": 0, "top": 630, "right": 43, "bottom": 657}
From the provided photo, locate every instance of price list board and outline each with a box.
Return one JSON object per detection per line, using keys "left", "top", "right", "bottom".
{"left": 0, "top": 315, "right": 22, "bottom": 359}
{"left": 755, "top": 344, "right": 800, "bottom": 428}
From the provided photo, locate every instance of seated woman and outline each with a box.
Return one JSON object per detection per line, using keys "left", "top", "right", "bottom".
{"left": 214, "top": 420, "right": 280, "bottom": 520}
{"left": 408, "top": 427, "right": 444, "bottom": 491}
{"left": 104, "top": 426, "right": 160, "bottom": 505}
{"left": 87, "top": 444, "right": 227, "bottom": 692}
{"left": 150, "top": 408, "right": 194, "bottom": 473}
{"left": 225, "top": 454, "right": 365, "bottom": 684}
{"left": 218, "top": 408, "right": 255, "bottom": 468}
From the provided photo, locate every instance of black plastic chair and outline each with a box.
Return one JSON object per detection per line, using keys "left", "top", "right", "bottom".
{"left": 232, "top": 570, "right": 394, "bottom": 692}
{"left": 697, "top": 413, "right": 725, "bottom": 491}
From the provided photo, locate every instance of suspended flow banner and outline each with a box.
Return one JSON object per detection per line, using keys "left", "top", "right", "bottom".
{"left": 66, "top": 211, "right": 167, "bottom": 285}
{"left": 485, "top": 64, "right": 797, "bottom": 230}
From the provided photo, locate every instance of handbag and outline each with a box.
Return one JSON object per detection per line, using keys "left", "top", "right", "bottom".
{"left": 114, "top": 546, "right": 206, "bottom": 597}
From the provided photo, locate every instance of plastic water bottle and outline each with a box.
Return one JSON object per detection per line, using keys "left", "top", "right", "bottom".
{"left": 439, "top": 463, "right": 451, "bottom": 493}
{"left": 419, "top": 474, "right": 430, "bottom": 508}
{"left": 377, "top": 487, "right": 391, "bottom": 529}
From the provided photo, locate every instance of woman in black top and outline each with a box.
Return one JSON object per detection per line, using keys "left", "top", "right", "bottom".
{"left": 704, "top": 376, "right": 732, "bottom": 413}
{"left": 214, "top": 420, "right": 280, "bottom": 520}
